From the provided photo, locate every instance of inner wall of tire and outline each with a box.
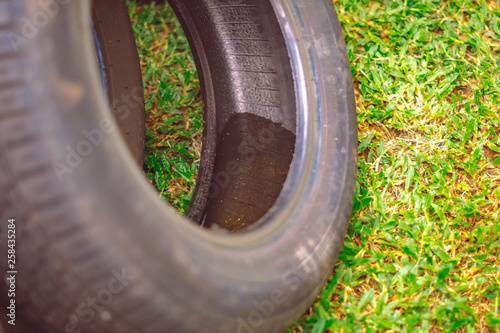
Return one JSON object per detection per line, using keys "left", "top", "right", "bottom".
{"left": 92, "top": 0, "right": 146, "bottom": 166}
{"left": 168, "top": 0, "right": 298, "bottom": 229}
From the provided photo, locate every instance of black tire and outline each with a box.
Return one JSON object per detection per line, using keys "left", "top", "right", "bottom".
{"left": 91, "top": 0, "right": 146, "bottom": 165}
{"left": 0, "top": 1, "right": 356, "bottom": 333}
{"left": 0, "top": 0, "right": 145, "bottom": 332}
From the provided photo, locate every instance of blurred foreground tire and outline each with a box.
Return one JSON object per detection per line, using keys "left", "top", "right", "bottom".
{"left": 0, "top": 0, "right": 356, "bottom": 332}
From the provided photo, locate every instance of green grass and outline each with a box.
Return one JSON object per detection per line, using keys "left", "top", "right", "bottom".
{"left": 127, "top": 1, "right": 203, "bottom": 214}
{"left": 128, "top": 0, "right": 500, "bottom": 331}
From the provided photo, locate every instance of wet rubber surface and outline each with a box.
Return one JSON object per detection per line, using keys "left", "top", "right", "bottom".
{"left": 202, "top": 113, "right": 295, "bottom": 232}
{"left": 174, "top": 0, "right": 298, "bottom": 224}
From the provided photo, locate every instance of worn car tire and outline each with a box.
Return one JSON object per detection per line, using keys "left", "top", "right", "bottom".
{"left": 0, "top": 0, "right": 356, "bottom": 332}
{"left": 0, "top": 0, "right": 145, "bottom": 332}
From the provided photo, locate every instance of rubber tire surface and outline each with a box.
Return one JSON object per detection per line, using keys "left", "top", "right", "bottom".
{"left": 0, "top": 1, "right": 356, "bottom": 333}
{"left": 0, "top": 0, "right": 145, "bottom": 332}
{"left": 92, "top": 0, "right": 146, "bottom": 165}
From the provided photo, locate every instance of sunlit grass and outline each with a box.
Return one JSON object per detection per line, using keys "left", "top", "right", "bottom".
{"left": 288, "top": 0, "right": 500, "bottom": 332}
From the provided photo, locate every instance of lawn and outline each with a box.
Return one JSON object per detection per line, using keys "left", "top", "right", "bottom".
{"left": 127, "top": 0, "right": 500, "bottom": 332}
{"left": 127, "top": 1, "right": 203, "bottom": 214}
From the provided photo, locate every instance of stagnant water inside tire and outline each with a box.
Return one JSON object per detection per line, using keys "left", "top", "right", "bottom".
{"left": 202, "top": 113, "right": 295, "bottom": 232}
{"left": 129, "top": 2, "right": 295, "bottom": 232}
